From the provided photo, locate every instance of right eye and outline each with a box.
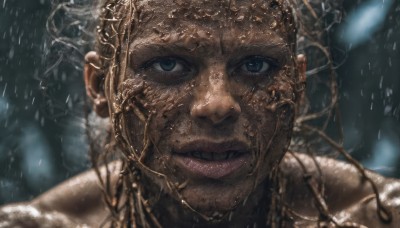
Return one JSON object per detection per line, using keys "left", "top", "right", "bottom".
{"left": 152, "top": 58, "right": 184, "bottom": 72}
{"left": 141, "top": 57, "right": 193, "bottom": 83}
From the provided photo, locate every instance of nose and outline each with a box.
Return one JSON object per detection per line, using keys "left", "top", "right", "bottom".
{"left": 190, "top": 69, "right": 241, "bottom": 125}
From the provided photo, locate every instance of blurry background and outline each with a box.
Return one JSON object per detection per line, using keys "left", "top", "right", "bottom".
{"left": 0, "top": 0, "right": 399, "bottom": 205}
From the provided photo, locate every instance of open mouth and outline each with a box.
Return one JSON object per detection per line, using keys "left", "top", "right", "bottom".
{"left": 180, "top": 150, "right": 245, "bottom": 161}
{"left": 172, "top": 140, "right": 251, "bottom": 179}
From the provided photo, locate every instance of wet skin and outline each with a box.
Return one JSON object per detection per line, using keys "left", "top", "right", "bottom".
{"left": 96, "top": 0, "right": 299, "bottom": 224}
{"left": 1, "top": 155, "right": 400, "bottom": 227}
{"left": 1, "top": 0, "right": 400, "bottom": 227}
{"left": 81, "top": 0, "right": 299, "bottom": 224}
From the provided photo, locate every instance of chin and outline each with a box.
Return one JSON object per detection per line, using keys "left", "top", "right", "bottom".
{"left": 178, "top": 175, "right": 260, "bottom": 215}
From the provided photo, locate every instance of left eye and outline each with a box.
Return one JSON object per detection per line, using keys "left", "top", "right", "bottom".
{"left": 152, "top": 58, "right": 185, "bottom": 72}
{"left": 240, "top": 57, "right": 270, "bottom": 73}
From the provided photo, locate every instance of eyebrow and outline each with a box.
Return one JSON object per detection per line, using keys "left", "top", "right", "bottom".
{"left": 133, "top": 41, "right": 289, "bottom": 54}
{"left": 131, "top": 35, "right": 291, "bottom": 64}
{"left": 224, "top": 43, "right": 290, "bottom": 55}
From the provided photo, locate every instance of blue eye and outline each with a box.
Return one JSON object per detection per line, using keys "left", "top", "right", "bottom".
{"left": 142, "top": 57, "right": 193, "bottom": 83}
{"left": 241, "top": 58, "right": 270, "bottom": 73}
{"left": 152, "top": 58, "right": 184, "bottom": 72}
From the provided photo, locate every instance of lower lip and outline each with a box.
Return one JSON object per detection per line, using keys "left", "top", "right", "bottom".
{"left": 173, "top": 154, "right": 250, "bottom": 179}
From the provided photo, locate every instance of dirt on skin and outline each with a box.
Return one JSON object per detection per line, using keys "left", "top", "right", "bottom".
{"left": 97, "top": 0, "right": 304, "bottom": 226}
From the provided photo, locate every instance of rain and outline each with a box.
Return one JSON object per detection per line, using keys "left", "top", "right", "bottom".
{"left": 0, "top": 0, "right": 399, "bottom": 208}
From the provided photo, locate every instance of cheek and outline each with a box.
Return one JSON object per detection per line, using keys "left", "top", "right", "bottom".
{"left": 241, "top": 77, "right": 296, "bottom": 127}
{"left": 240, "top": 77, "right": 295, "bottom": 162}
{"left": 136, "top": 81, "right": 194, "bottom": 142}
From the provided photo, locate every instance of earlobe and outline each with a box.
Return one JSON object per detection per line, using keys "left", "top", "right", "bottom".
{"left": 84, "top": 51, "right": 109, "bottom": 118}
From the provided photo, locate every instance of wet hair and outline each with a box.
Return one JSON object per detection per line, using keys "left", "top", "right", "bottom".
{"left": 46, "top": 0, "right": 392, "bottom": 227}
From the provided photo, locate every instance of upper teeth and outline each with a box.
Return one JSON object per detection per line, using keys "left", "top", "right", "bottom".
{"left": 189, "top": 151, "right": 239, "bottom": 161}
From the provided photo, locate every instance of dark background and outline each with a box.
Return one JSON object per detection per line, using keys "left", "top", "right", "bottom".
{"left": 0, "top": 0, "right": 399, "bottom": 205}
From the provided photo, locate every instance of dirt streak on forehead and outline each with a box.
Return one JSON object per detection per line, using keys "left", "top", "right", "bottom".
{"left": 132, "top": 0, "right": 294, "bottom": 42}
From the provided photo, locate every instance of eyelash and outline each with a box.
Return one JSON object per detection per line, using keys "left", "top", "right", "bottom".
{"left": 138, "top": 55, "right": 278, "bottom": 82}
{"left": 142, "top": 57, "right": 187, "bottom": 70}
{"left": 234, "top": 56, "right": 278, "bottom": 77}
{"left": 139, "top": 57, "right": 193, "bottom": 82}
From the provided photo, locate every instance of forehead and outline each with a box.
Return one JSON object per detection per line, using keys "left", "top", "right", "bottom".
{"left": 138, "top": 0, "right": 284, "bottom": 21}
{"left": 133, "top": 0, "right": 293, "bottom": 41}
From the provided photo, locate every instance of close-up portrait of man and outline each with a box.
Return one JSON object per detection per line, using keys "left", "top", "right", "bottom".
{"left": 0, "top": 0, "right": 400, "bottom": 227}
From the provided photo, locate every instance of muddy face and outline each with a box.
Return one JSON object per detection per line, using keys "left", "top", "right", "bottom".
{"left": 107, "top": 0, "right": 298, "bottom": 219}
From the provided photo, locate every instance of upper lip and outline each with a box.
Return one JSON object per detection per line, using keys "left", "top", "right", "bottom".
{"left": 173, "top": 139, "right": 250, "bottom": 154}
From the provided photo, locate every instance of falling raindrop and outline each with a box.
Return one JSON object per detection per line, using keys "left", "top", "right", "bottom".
{"left": 2, "top": 83, "right": 6, "bottom": 97}
{"left": 8, "top": 47, "right": 14, "bottom": 59}
{"left": 65, "top": 94, "right": 70, "bottom": 104}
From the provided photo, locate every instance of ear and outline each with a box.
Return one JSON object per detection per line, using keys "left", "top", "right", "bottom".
{"left": 84, "top": 51, "right": 109, "bottom": 118}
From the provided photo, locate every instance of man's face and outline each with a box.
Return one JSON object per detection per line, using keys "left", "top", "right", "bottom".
{"left": 110, "top": 0, "right": 298, "bottom": 216}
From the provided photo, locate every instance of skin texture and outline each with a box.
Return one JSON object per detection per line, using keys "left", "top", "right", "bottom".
{"left": 1, "top": 155, "right": 400, "bottom": 227}
{"left": 96, "top": 0, "right": 301, "bottom": 225}
{"left": 1, "top": 0, "right": 400, "bottom": 227}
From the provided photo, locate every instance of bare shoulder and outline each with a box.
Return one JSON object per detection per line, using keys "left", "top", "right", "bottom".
{"left": 280, "top": 152, "right": 400, "bottom": 227}
{"left": 0, "top": 204, "right": 84, "bottom": 228}
{"left": 0, "top": 162, "right": 121, "bottom": 227}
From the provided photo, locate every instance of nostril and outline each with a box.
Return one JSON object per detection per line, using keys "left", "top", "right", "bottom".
{"left": 191, "top": 96, "right": 241, "bottom": 125}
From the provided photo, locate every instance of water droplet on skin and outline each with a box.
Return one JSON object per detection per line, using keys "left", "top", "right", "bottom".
{"left": 253, "top": 16, "right": 263, "bottom": 23}
{"left": 260, "top": 2, "right": 268, "bottom": 10}
{"left": 270, "top": 20, "right": 277, "bottom": 29}
{"left": 236, "top": 15, "right": 244, "bottom": 22}
{"left": 168, "top": 9, "right": 177, "bottom": 18}
{"left": 230, "top": 5, "right": 239, "bottom": 12}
